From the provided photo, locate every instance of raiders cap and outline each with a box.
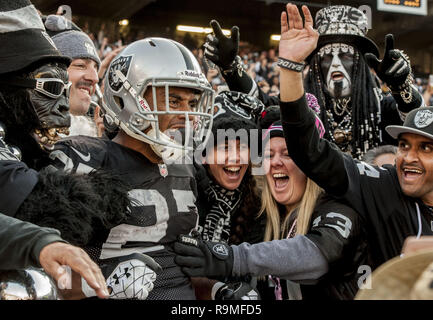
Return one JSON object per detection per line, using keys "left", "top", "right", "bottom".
{"left": 386, "top": 106, "right": 433, "bottom": 141}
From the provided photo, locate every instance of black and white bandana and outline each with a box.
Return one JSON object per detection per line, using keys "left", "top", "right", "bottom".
{"left": 202, "top": 179, "right": 243, "bottom": 243}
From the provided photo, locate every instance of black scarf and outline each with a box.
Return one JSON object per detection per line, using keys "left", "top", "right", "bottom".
{"left": 202, "top": 178, "right": 244, "bottom": 243}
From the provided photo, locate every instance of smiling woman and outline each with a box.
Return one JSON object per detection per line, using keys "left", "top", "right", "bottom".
{"left": 198, "top": 91, "right": 265, "bottom": 246}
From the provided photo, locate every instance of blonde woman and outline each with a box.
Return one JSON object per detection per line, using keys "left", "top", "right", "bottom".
{"left": 175, "top": 113, "right": 370, "bottom": 300}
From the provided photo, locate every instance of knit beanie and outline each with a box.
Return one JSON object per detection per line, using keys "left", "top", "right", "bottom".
{"left": 45, "top": 15, "right": 101, "bottom": 69}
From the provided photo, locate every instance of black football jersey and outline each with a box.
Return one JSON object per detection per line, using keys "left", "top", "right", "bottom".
{"left": 50, "top": 135, "right": 199, "bottom": 300}
{"left": 303, "top": 194, "right": 370, "bottom": 300}
{"left": 280, "top": 97, "right": 433, "bottom": 271}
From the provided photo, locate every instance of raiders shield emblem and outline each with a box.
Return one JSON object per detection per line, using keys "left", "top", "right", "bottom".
{"left": 212, "top": 244, "right": 229, "bottom": 257}
{"left": 414, "top": 110, "right": 433, "bottom": 129}
{"left": 108, "top": 55, "right": 133, "bottom": 92}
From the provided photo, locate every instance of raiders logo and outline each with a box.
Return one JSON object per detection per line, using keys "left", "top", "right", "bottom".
{"left": 108, "top": 55, "right": 133, "bottom": 92}
{"left": 214, "top": 96, "right": 253, "bottom": 120}
{"left": 212, "top": 244, "right": 229, "bottom": 257}
{"left": 414, "top": 110, "right": 433, "bottom": 128}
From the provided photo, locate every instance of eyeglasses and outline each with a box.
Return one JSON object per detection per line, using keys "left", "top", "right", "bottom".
{"left": 0, "top": 77, "right": 71, "bottom": 99}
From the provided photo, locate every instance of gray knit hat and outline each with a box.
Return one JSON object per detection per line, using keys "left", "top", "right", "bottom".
{"left": 44, "top": 15, "right": 101, "bottom": 69}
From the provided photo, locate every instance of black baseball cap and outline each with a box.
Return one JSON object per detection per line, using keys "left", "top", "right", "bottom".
{"left": 386, "top": 106, "right": 433, "bottom": 141}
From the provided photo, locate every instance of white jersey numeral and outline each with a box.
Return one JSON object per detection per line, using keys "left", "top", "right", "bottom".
{"left": 312, "top": 212, "right": 353, "bottom": 239}
{"left": 100, "top": 189, "right": 197, "bottom": 259}
{"left": 356, "top": 161, "right": 380, "bottom": 178}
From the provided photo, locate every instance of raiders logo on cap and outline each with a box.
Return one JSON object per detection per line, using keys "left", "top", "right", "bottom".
{"left": 414, "top": 110, "right": 433, "bottom": 129}
{"left": 108, "top": 55, "right": 133, "bottom": 92}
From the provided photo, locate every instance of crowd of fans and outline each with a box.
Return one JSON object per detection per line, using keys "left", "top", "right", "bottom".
{"left": 81, "top": 20, "right": 433, "bottom": 104}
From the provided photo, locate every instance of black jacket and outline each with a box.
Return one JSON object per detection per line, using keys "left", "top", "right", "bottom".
{"left": 280, "top": 94, "right": 433, "bottom": 269}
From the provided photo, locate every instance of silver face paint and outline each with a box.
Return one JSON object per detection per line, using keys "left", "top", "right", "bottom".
{"left": 319, "top": 43, "right": 354, "bottom": 98}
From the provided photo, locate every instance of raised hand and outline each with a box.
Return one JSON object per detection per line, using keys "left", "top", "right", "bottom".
{"left": 365, "top": 34, "right": 411, "bottom": 90}
{"left": 279, "top": 4, "right": 319, "bottom": 63}
{"left": 203, "top": 20, "right": 240, "bottom": 71}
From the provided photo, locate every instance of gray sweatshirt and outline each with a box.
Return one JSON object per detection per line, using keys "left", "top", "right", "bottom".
{"left": 232, "top": 235, "right": 328, "bottom": 282}
{"left": 0, "top": 213, "right": 66, "bottom": 270}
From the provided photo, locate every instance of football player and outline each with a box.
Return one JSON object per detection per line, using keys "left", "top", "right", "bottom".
{"left": 50, "top": 37, "right": 215, "bottom": 299}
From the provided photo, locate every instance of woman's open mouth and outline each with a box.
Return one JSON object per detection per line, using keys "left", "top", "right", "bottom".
{"left": 273, "top": 172, "right": 289, "bottom": 190}
{"left": 223, "top": 166, "right": 241, "bottom": 179}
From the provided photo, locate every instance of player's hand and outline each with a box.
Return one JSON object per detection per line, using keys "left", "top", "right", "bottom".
{"left": 39, "top": 242, "right": 109, "bottom": 299}
{"left": 213, "top": 277, "right": 259, "bottom": 300}
{"left": 279, "top": 4, "right": 319, "bottom": 63}
{"left": 203, "top": 20, "right": 239, "bottom": 70}
{"left": 174, "top": 234, "right": 233, "bottom": 280}
{"left": 365, "top": 34, "right": 411, "bottom": 90}
{"left": 82, "top": 253, "right": 161, "bottom": 300}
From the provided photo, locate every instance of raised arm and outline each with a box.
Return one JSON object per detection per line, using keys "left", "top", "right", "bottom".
{"left": 204, "top": 20, "right": 280, "bottom": 106}
{"left": 278, "top": 4, "right": 352, "bottom": 197}
{"left": 278, "top": 4, "right": 317, "bottom": 101}
{"left": 365, "top": 34, "right": 424, "bottom": 114}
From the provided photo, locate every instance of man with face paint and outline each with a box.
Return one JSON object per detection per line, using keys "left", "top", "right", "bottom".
{"left": 319, "top": 43, "right": 354, "bottom": 99}
{"left": 203, "top": 6, "right": 424, "bottom": 159}
{"left": 0, "top": 0, "right": 159, "bottom": 299}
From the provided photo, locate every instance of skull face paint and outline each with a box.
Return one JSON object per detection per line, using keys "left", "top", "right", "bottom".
{"left": 319, "top": 43, "right": 354, "bottom": 98}
{"left": 28, "top": 62, "right": 71, "bottom": 150}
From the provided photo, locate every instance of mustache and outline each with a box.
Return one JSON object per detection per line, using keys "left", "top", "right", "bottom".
{"left": 75, "top": 80, "right": 94, "bottom": 89}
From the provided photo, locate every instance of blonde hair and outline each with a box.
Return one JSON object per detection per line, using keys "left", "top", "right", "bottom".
{"left": 257, "top": 176, "right": 322, "bottom": 241}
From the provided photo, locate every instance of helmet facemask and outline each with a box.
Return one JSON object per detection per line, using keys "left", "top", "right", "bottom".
{"left": 102, "top": 38, "right": 215, "bottom": 163}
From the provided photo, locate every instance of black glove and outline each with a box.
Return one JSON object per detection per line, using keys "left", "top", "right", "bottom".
{"left": 213, "top": 277, "right": 260, "bottom": 300}
{"left": 174, "top": 234, "right": 233, "bottom": 281}
{"left": 365, "top": 34, "right": 411, "bottom": 90}
{"left": 203, "top": 20, "right": 240, "bottom": 71}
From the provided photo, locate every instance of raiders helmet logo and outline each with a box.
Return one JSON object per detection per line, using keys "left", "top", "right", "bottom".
{"left": 108, "top": 55, "right": 133, "bottom": 92}
{"left": 414, "top": 110, "right": 433, "bottom": 128}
